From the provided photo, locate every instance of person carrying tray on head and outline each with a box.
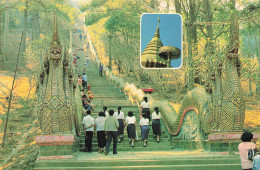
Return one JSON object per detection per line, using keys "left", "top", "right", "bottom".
{"left": 140, "top": 96, "right": 151, "bottom": 121}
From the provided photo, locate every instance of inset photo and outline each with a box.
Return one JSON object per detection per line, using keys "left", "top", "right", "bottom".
{"left": 140, "top": 14, "right": 182, "bottom": 69}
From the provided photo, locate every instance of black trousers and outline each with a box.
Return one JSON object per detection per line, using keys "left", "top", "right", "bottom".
{"left": 105, "top": 131, "right": 118, "bottom": 154}
{"left": 99, "top": 70, "right": 103, "bottom": 77}
{"left": 97, "top": 131, "right": 106, "bottom": 148}
{"left": 85, "top": 131, "right": 93, "bottom": 151}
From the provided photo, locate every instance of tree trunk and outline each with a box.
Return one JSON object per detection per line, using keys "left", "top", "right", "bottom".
{"left": 166, "top": 0, "right": 170, "bottom": 13}
{"left": 187, "top": 27, "right": 194, "bottom": 90}
{"left": 189, "top": 0, "right": 198, "bottom": 52}
{"left": 174, "top": 0, "right": 181, "bottom": 14}
{"left": 248, "top": 75, "right": 253, "bottom": 96}
{"left": 32, "top": 11, "right": 35, "bottom": 41}
{"left": 20, "top": 0, "right": 28, "bottom": 56}
{"left": 35, "top": 11, "right": 40, "bottom": 39}
{"left": 229, "top": 0, "right": 236, "bottom": 44}
{"left": 203, "top": 0, "right": 214, "bottom": 54}
{"left": 0, "top": 11, "right": 3, "bottom": 56}
{"left": 4, "top": 7, "right": 9, "bottom": 59}
{"left": 32, "top": 11, "right": 40, "bottom": 41}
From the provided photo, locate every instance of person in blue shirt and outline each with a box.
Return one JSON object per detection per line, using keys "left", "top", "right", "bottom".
{"left": 79, "top": 33, "right": 82, "bottom": 41}
{"left": 82, "top": 73, "right": 88, "bottom": 89}
{"left": 99, "top": 63, "right": 103, "bottom": 77}
{"left": 86, "top": 56, "right": 89, "bottom": 67}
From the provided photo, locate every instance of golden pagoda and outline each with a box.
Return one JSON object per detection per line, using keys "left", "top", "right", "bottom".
{"left": 141, "top": 16, "right": 181, "bottom": 68}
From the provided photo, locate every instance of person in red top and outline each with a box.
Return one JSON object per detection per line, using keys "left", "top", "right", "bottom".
{"left": 238, "top": 131, "right": 259, "bottom": 170}
{"left": 77, "top": 75, "right": 83, "bottom": 90}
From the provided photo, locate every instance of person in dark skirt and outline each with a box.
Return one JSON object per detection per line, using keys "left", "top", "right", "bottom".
{"left": 152, "top": 107, "right": 161, "bottom": 143}
{"left": 125, "top": 111, "right": 136, "bottom": 147}
{"left": 114, "top": 106, "right": 125, "bottom": 143}
{"left": 140, "top": 97, "right": 151, "bottom": 121}
{"left": 139, "top": 113, "right": 149, "bottom": 147}
{"left": 95, "top": 111, "right": 106, "bottom": 153}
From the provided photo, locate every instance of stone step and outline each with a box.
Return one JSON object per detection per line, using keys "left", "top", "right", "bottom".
{"left": 94, "top": 107, "right": 139, "bottom": 111}
{"left": 88, "top": 83, "right": 112, "bottom": 87}
{"left": 91, "top": 88, "right": 120, "bottom": 92}
{"left": 78, "top": 141, "right": 171, "bottom": 150}
{"left": 79, "top": 131, "right": 167, "bottom": 140}
{"left": 34, "top": 158, "right": 240, "bottom": 169}
{"left": 79, "top": 136, "right": 169, "bottom": 143}
{"left": 78, "top": 141, "right": 169, "bottom": 147}
{"left": 94, "top": 95, "right": 126, "bottom": 99}
{"left": 34, "top": 164, "right": 241, "bottom": 170}
{"left": 93, "top": 101, "right": 134, "bottom": 106}
{"left": 93, "top": 103, "right": 135, "bottom": 108}
{"left": 77, "top": 146, "right": 173, "bottom": 152}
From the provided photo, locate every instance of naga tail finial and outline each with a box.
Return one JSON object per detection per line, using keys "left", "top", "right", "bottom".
{"left": 52, "top": 11, "right": 60, "bottom": 45}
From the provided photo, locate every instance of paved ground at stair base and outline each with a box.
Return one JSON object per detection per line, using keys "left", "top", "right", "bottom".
{"left": 76, "top": 150, "right": 237, "bottom": 160}
{"left": 34, "top": 150, "right": 241, "bottom": 170}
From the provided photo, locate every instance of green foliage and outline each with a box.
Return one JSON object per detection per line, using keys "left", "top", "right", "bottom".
{"left": 105, "top": 10, "right": 139, "bottom": 39}
{"left": 90, "top": 0, "right": 108, "bottom": 8}
{"left": 104, "top": 1, "right": 143, "bottom": 41}
{"left": 85, "top": 12, "right": 107, "bottom": 26}
{"left": 81, "top": 0, "right": 108, "bottom": 11}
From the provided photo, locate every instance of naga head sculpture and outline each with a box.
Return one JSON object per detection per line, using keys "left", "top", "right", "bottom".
{"left": 50, "top": 41, "right": 62, "bottom": 60}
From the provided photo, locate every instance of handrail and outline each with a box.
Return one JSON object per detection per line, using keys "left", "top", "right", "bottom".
{"left": 161, "top": 106, "right": 199, "bottom": 136}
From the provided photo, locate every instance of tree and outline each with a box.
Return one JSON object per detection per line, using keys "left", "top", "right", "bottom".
{"left": 179, "top": 0, "right": 201, "bottom": 90}
{"left": 0, "top": 0, "right": 21, "bottom": 62}
{"left": 19, "top": 0, "right": 28, "bottom": 57}
{"left": 174, "top": 0, "right": 181, "bottom": 13}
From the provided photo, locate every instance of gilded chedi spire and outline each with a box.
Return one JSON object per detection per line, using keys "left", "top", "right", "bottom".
{"left": 154, "top": 16, "right": 160, "bottom": 38}
{"left": 141, "top": 16, "right": 165, "bottom": 67}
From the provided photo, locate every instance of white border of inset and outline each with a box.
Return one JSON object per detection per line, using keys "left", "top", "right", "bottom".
{"left": 140, "top": 13, "right": 183, "bottom": 70}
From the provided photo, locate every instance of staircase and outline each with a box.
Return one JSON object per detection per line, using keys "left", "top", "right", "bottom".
{"left": 78, "top": 60, "right": 172, "bottom": 152}
{"left": 33, "top": 20, "right": 242, "bottom": 169}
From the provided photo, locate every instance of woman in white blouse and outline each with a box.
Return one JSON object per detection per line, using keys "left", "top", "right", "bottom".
{"left": 140, "top": 97, "right": 151, "bottom": 121}
{"left": 139, "top": 113, "right": 150, "bottom": 147}
{"left": 94, "top": 111, "right": 106, "bottom": 153}
{"left": 103, "top": 106, "right": 109, "bottom": 117}
{"left": 125, "top": 111, "right": 136, "bottom": 147}
{"left": 114, "top": 106, "right": 125, "bottom": 143}
{"left": 152, "top": 107, "right": 161, "bottom": 143}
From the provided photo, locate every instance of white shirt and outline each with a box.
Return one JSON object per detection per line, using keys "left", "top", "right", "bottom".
{"left": 82, "top": 74, "right": 87, "bottom": 82}
{"left": 141, "top": 101, "right": 150, "bottom": 108}
{"left": 152, "top": 112, "right": 161, "bottom": 119}
{"left": 139, "top": 118, "right": 149, "bottom": 126}
{"left": 253, "top": 155, "right": 260, "bottom": 170}
{"left": 125, "top": 116, "right": 136, "bottom": 124}
{"left": 95, "top": 117, "right": 105, "bottom": 131}
{"left": 104, "top": 111, "right": 109, "bottom": 117}
{"left": 82, "top": 115, "right": 94, "bottom": 131}
{"left": 114, "top": 111, "right": 124, "bottom": 119}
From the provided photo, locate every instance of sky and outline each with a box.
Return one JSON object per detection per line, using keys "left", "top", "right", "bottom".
{"left": 141, "top": 14, "right": 182, "bottom": 68}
